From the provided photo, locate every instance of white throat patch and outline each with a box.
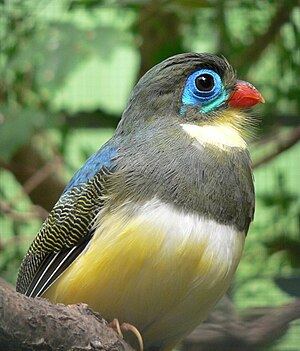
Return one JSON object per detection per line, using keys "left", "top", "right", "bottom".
{"left": 181, "top": 123, "right": 247, "bottom": 149}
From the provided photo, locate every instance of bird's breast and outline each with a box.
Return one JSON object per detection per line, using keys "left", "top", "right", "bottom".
{"left": 45, "top": 198, "right": 244, "bottom": 347}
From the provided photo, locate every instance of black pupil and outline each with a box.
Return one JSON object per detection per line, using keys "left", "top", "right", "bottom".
{"left": 195, "top": 74, "right": 214, "bottom": 92}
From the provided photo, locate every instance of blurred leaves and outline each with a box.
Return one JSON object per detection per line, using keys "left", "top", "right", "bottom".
{"left": 260, "top": 173, "right": 297, "bottom": 211}
{"left": 0, "top": 106, "right": 52, "bottom": 160}
{"left": 0, "top": 3, "right": 300, "bottom": 349}
{"left": 0, "top": 0, "right": 132, "bottom": 158}
{"left": 261, "top": 173, "right": 300, "bottom": 269}
{"left": 266, "top": 235, "right": 300, "bottom": 268}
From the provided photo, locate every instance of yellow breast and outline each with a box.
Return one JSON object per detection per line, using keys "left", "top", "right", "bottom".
{"left": 44, "top": 199, "right": 244, "bottom": 349}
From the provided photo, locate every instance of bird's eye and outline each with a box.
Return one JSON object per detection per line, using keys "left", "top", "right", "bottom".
{"left": 181, "top": 68, "right": 226, "bottom": 112}
{"left": 195, "top": 74, "right": 215, "bottom": 92}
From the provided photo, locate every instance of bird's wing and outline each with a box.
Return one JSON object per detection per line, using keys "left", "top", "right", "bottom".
{"left": 16, "top": 142, "right": 117, "bottom": 297}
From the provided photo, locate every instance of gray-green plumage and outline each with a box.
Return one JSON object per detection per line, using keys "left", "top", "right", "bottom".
{"left": 107, "top": 52, "right": 253, "bottom": 230}
{"left": 108, "top": 123, "right": 254, "bottom": 232}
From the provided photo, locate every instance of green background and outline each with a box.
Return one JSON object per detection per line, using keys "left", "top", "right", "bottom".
{"left": 1, "top": 1, "right": 299, "bottom": 350}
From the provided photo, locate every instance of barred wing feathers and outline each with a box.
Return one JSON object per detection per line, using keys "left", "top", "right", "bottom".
{"left": 16, "top": 144, "right": 117, "bottom": 297}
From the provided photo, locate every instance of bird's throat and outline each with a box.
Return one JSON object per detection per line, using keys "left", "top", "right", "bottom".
{"left": 181, "top": 122, "right": 247, "bottom": 149}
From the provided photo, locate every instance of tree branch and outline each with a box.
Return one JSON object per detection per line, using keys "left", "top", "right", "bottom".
{"left": 253, "top": 124, "right": 300, "bottom": 169}
{"left": 0, "top": 279, "right": 133, "bottom": 351}
{"left": 182, "top": 298, "right": 300, "bottom": 351}
{"left": 234, "top": 0, "right": 295, "bottom": 74}
{"left": 1, "top": 279, "right": 299, "bottom": 351}
{"left": 64, "top": 109, "right": 120, "bottom": 129}
{"left": 0, "top": 200, "right": 47, "bottom": 222}
{"left": 5, "top": 143, "right": 66, "bottom": 212}
{"left": 137, "top": 1, "right": 184, "bottom": 78}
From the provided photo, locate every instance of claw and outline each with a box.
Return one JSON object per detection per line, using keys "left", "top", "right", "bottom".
{"left": 108, "top": 318, "right": 144, "bottom": 351}
{"left": 121, "top": 322, "right": 144, "bottom": 351}
{"left": 109, "top": 318, "right": 123, "bottom": 338}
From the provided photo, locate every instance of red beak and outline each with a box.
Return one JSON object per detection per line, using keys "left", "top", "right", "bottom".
{"left": 228, "top": 80, "right": 265, "bottom": 108}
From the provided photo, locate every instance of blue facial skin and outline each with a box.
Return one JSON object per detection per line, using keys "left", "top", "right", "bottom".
{"left": 181, "top": 69, "right": 229, "bottom": 114}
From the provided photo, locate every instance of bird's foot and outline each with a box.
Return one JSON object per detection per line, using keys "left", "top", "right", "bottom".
{"left": 109, "top": 318, "right": 144, "bottom": 351}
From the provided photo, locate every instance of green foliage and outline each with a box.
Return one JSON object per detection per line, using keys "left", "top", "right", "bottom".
{"left": 261, "top": 173, "right": 300, "bottom": 269}
{"left": 233, "top": 138, "right": 300, "bottom": 350}
{"left": 0, "top": 1, "right": 299, "bottom": 349}
{"left": 0, "top": 169, "right": 43, "bottom": 283}
{"left": 0, "top": 0, "right": 135, "bottom": 159}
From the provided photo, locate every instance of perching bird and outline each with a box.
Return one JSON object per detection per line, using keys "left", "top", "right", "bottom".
{"left": 17, "top": 53, "right": 264, "bottom": 351}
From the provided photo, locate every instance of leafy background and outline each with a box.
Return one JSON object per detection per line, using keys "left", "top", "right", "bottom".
{"left": 0, "top": 0, "right": 299, "bottom": 350}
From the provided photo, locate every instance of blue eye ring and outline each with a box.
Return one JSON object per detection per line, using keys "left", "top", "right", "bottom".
{"left": 182, "top": 69, "right": 223, "bottom": 107}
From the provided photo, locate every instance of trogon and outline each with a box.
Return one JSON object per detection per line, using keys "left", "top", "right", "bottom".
{"left": 17, "top": 53, "right": 264, "bottom": 351}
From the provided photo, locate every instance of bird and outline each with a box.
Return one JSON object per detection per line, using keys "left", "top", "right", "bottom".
{"left": 16, "top": 53, "right": 264, "bottom": 351}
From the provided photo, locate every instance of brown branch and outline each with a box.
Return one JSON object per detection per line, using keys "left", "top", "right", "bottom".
{"left": 253, "top": 124, "right": 300, "bottom": 169}
{"left": 234, "top": 0, "right": 296, "bottom": 73}
{"left": 1, "top": 280, "right": 299, "bottom": 351}
{"left": 216, "top": 0, "right": 233, "bottom": 57}
{"left": 182, "top": 299, "right": 300, "bottom": 351}
{"left": 7, "top": 143, "right": 66, "bottom": 212}
{"left": 0, "top": 233, "right": 34, "bottom": 252}
{"left": 21, "top": 157, "right": 62, "bottom": 197}
{"left": 0, "top": 279, "right": 133, "bottom": 351}
{"left": 64, "top": 109, "right": 120, "bottom": 129}
{"left": 0, "top": 200, "right": 48, "bottom": 222}
{"left": 137, "top": 1, "right": 183, "bottom": 78}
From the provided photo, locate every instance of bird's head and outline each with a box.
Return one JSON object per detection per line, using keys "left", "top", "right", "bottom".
{"left": 119, "top": 53, "right": 264, "bottom": 146}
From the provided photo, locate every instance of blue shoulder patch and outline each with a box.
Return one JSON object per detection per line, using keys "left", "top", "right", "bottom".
{"left": 63, "top": 143, "right": 117, "bottom": 193}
